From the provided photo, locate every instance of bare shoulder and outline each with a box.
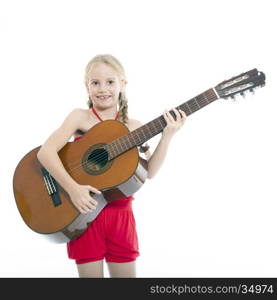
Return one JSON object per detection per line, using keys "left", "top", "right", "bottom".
{"left": 65, "top": 108, "right": 88, "bottom": 122}
{"left": 127, "top": 118, "right": 144, "bottom": 131}
{"left": 62, "top": 108, "right": 92, "bottom": 129}
{"left": 39, "top": 108, "right": 89, "bottom": 150}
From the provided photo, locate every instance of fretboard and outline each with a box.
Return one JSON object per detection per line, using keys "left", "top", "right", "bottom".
{"left": 106, "top": 88, "right": 219, "bottom": 160}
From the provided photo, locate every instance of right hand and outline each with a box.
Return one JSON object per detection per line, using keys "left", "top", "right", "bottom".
{"left": 68, "top": 184, "right": 101, "bottom": 214}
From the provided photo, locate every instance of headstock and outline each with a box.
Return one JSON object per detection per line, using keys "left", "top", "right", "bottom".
{"left": 215, "top": 68, "right": 266, "bottom": 99}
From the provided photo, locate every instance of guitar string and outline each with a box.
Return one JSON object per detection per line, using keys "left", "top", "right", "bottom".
{"left": 62, "top": 93, "right": 217, "bottom": 177}
{"left": 69, "top": 78, "right": 264, "bottom": 175}
{"left": 63, "top": 92, "right": 217, "bottom": 173}
{"left": 47, "top": 79, "right": 263, "bottom": 177}
{"left": 64, "top": 120, "right": 159, "bottom": 177}
{"left": 63, "top": 116, "right": 163, "bottom": 173}
{"left": 63, "top": 93, "right": 217, "bottom": 178}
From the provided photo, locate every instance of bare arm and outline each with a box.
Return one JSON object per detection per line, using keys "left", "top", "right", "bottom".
{"left": 147, "top": 134, "right": 172, "bottom": 179}
{"left": 136, "top": 108, "right": 187, "bottom": 179}
{"left": 37, "top": 109, "right": 101, "bottom": 214}
{"left": 37, "top": 109, "right": 82, "bottom": 191}
{"left": 148, "top": 108, "right": 186, "bottom": 178}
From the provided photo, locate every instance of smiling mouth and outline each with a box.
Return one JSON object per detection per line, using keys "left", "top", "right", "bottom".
{"left": 97, "top": 95, "right": 111, "bottom": 100}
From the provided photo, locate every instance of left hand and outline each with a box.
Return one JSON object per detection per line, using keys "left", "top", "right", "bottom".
{"left": 162, "top": 107, "right": 186, "bottom": 139}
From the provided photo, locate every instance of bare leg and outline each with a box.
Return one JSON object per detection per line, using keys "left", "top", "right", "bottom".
{"left": 107, "top": 261, "right": 136, "bottom": 278}
{"left": 77, "top": 259, "right": 104, "bottom": 278}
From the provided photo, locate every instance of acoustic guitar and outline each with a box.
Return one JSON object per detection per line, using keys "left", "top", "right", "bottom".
{"left": 13, "top": 68, "right": 266, "bottom": 243}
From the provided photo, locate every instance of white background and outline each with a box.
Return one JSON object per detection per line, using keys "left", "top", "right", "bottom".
{"left": 1, "top": 0, "right": 276, "bottom": 277}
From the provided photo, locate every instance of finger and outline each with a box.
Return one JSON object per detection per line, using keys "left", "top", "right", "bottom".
{"left": 82, "top": 201, "right": 96, "bottom": 212}
{"left": 179, "top": 109, "right": 186, "bottom": 117}
{"left": 163, "top": 111, "right": 169, "bottom": 124}
{"left": 85, "top": 201, "right": 96, "bottom": 210}
{"left": 179, "top": 110, "right": 187, "bottom": 122}
{"left": 87, "top": 185, "right": 102, "bottom": 194}
{"left": 89, "top": 197, "right": 98, "bottom": 206}
{"left": 173, "top": 108, "right": 181, "bottom": 122}
{"left": 72, "top": 199, "right": 91, "bottom": 214}
{"left": 166, "top": 110, "right": 174, "bottom": 122}
{"left": 177, "top": 108, "right": 183, "bottom": 119}
{"left": 79, "top": 206, "right": 89, "bottom": 214}
{"left": 88, "top": 192, "right": 98, "bottom": 207}
{"left": 76, "top": 201, "right": 90, "bottom": 214}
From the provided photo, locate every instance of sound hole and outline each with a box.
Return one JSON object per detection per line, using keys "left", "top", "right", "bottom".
{"left": 82, "top": 143, "right": 112, "bottom": 175}
{"left": 88, "top": 148, "right": 108, "bottom": 170}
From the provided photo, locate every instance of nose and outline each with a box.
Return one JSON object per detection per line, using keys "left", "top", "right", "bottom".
{"left": 98, "top": 82, "right": 109, "bottom": 92}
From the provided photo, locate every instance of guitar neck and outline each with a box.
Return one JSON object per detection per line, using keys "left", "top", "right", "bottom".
{"left": 106, "top": 88, "right": 219, "bottom": 160}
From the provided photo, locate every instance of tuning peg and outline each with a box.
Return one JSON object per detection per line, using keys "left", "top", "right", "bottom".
{"left": 249, "top": 88, "right": 255, "bottom": 95}
{"left": 230, "top": 95, "right": 237, "bottom": 102}
{"left": 240, "top": 92, "right": 245, "bottom": 98}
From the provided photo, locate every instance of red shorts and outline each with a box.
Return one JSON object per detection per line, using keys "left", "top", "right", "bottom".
{"left": 67, "top": 196, "right": 139, "bottom": 264}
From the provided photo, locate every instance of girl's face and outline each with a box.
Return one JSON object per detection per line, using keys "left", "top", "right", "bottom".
{"left": 87, "top": 63, "right": 124, "bottom": 110}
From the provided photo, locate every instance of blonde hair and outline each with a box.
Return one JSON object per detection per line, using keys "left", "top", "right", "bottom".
{"left": 85, "top": 54, "right": 129, "bottom": 124}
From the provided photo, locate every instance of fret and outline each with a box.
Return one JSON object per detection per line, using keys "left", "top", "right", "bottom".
{"left": 111, "top": 141, "right": 117, "bottom": 156}
{"left": 145, "top": 124, "right": 153, "bottom": 137}
{"left": 138, "top": 130, "right": 144, "bottom": 144}
{"left": 120, "top": 136, "right": 128, "bottom": 152}
{"left": 129, "top": 134, "right": 136, "bottom": 147}
{"left": 212, "top": 87, "right": 220, "bottom": 99}
{"left": 117, "top": 139, "right": 124, "bottom": 153}
{"left": 125, "top": 135, "right": 132, "bottom": 149}
{"left": 153, "top": 118, "right": 163, "bottom": 133}
{"left": 183, "top": 102, "right": 192, "bottom": 115}
{"left": 193, "top": 97, "right": 201, "bottom": 109}
{"left": 108, "top": 144, "right": 115, "bottom": 158}
{"left": 202, "top": 92, "right": 210, "bottom": 104}
{"left": 120, "top": 136, "right": 126, "bottom": 151}
{"left": 129, "top": 132, "right": 136, "bottom": 145}
{"left": 145, "top": 123, "right": 152, "bottom": 136}
{"left": 114, "top": 140, "right": 120, "bottom": 154}
{"left": 138, "top": 127, "right": 148, "bottom": 141}
{"left": 207, "top": 88, "right": 218, "bottom": 101}
{"left": 106, "top": 143, "right": 115, "bottom": 160}
{"left": 195, "top": 95, "right": 206, "bottom": 107}
{"left": 144, "top": 122, "right": 156, "bottom": 139}
{"left": 151, "top": 119, "right": 163, "bottom": 134}
{"left": 190, "top": 98, "right": 199, "bottom": 110}
{"left": 112, "top": 145, "right": 117, "bottom": 158}
{"left": 187, "top": 99, "right": 199, "bottom": 113}
{"left": 114, "top": 142, "right": 120, "bottom": 158}
{"left": 155, "top": 118, "right": 166, "bottom": 131}
{"left": 123, "top": 135, "right": 129, "bottom": 151}
{"left": 136, "top": 129, "right": 142, "bottom": 140}
{"left": 133, "top": 129, "right": 143, "bottom": 145}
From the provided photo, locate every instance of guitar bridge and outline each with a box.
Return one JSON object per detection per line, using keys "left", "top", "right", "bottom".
{"left": 41, "top": 167, "right": 62, "bottom": 207}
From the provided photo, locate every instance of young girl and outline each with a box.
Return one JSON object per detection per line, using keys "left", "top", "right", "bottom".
{"left": 37, "top": 54, "right": 186, "bottom": 278}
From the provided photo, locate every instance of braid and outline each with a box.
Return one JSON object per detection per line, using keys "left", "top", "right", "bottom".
{"left": 87, "top": 96, "right": 93, "bottom": 109}
{"left": 118, "top": 91, "right": 129, "bottom": 124}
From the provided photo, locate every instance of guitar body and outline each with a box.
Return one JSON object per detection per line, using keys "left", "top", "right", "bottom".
{"left": 13, "top": 120, "right": 148, "bottom": 243}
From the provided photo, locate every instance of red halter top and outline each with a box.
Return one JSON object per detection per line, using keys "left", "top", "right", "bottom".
{"left": 73, "top": 108, "right": 119, "bottom": 141}
{"left": 91, "top": 107, "right": 120, "bottom": 122}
